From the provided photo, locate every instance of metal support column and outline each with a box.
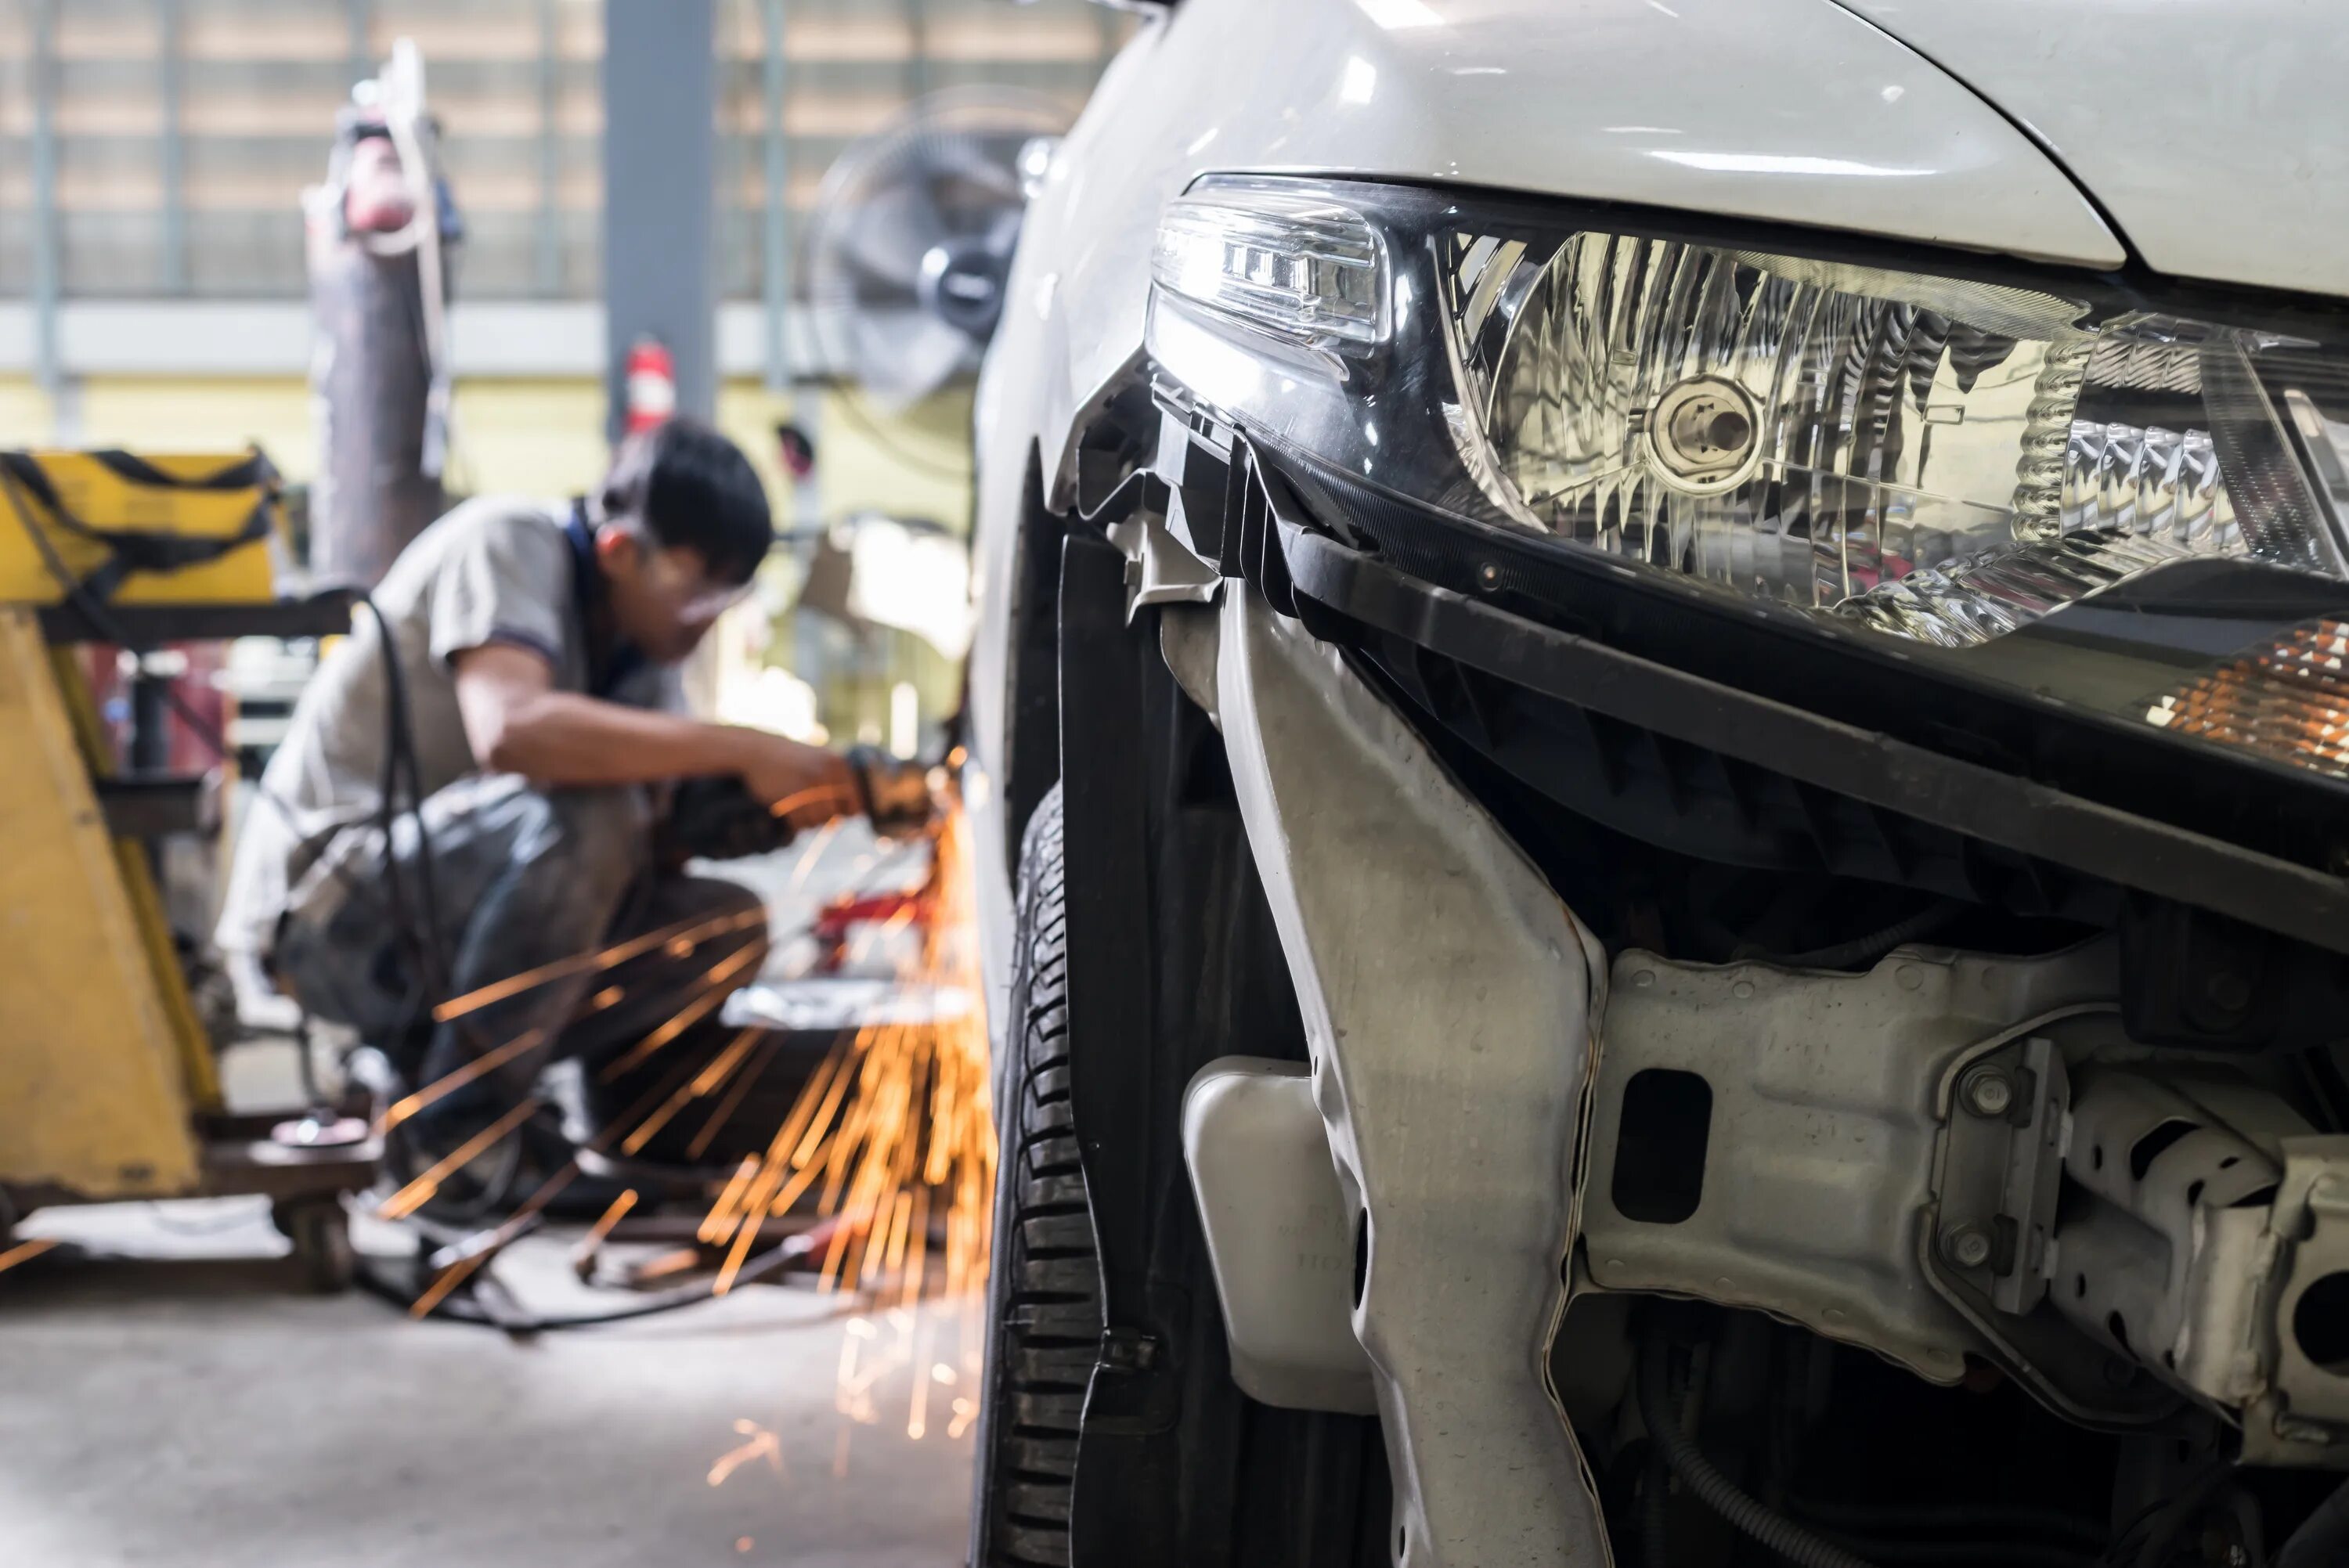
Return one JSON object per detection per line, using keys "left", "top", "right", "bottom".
{"left": 760, "top": 0, "right": 790, "bottom": 390}
{"left": 30, "top": 0, "right": 61, "bottom": 401}
{"left": 535, "top": 0, "right": 563, "bottom": 296}
{"left": 904, "top": 0, "right": 929, "bottom": 101}
{"left": 158, "top": 0, "right": 187, "bottom": 293}
{"left": 604, "top": 0, "right": 717, "bottom": 435}
{"left": 345, "top": 0, "right": 372, "bottom": 83}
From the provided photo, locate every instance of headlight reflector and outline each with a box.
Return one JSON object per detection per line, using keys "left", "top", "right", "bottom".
{"left": 1149, "top": 178, "right": 2349, "bottom": 665}
{"left": 1445, "top": 232, "right": 2347, "bottom": 647}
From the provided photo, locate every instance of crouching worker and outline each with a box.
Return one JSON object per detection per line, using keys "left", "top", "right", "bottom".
{"left": 216, "top": 419, "right": 853, "bottom": 1176}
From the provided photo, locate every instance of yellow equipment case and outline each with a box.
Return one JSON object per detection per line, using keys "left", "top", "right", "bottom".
{"left": 0, "top": 447, "right": 376, "bottom": 1286}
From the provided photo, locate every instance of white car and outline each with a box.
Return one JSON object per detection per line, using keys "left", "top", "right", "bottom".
{"left": 961, "top": 3, "right": 2349, "bottom": 1565}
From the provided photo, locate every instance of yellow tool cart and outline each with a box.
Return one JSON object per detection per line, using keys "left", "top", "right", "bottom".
{"left": 0, "top": 447, "right": 379, "bottom": 1289}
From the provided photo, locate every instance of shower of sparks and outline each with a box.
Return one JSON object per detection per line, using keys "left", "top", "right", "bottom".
{"left": 698, "top": 801, "right": 995, "bottom": 1319}
{"left": 618, "top": 1026, "right": 767, "bottom": 1155}
{"left": 828, "top": 1302, "right": 987, "bottom": 1445}
{"left": 377, "top": 1096, "right": 543, "bottom": 1220}
{"left": 378, "top": 1027, "right": 544, "bottom": 1130}
{"left": 598, "top": 944, "right": 767, "bottom": 1080}
{"left": 408, "top": 1158, "right": 585, "bottom": 1317}
{"left": 358, "top": 786, "right": 1001, "bottom": 1472}
{"left": 430, "top": 905, "right": 768, "bottom": 1023}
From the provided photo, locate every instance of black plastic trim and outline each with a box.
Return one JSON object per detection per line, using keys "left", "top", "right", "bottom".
{"left": 1279, "top": 524, "right": 2349, "bottom": 957}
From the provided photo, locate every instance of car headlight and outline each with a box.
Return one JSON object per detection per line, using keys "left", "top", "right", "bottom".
{"left": 1149, "top": 178, "right": 2349, "bottom": 780}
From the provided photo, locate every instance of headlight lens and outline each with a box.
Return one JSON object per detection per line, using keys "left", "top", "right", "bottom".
{"left": 1152, "top": 186, "right": 1389, "bottom": 348}
{"left": 1445, "top": 233, "right": 2345, "bottom": 647}
{"left": 1149, "top": 178, "right": 2349, "bottom": 780}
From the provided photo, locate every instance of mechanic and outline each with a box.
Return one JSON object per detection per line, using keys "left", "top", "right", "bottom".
{"left": 216, "top": 417, "right": 854, "bottom": 1162}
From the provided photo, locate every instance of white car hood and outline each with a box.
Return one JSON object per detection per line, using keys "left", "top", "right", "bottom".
{"left": 1003, "top": 0, "right": 2130, "bottom": 513}
{"left": 1832, "top": 0, "right": 2349, "bottom": 299}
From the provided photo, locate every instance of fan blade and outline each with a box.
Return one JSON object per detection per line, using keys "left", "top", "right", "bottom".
{"left": 855, "top": 308, "right": 978, "bottom": 411}
{"left": 907, "top": 132, "right": 1022, "bottom": 207}
{"left": 836, "top": 182, "right": 948, "bottom": 292}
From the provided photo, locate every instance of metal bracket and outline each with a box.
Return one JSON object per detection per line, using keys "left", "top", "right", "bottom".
{"left": 1217, "top": 586, "right": 1611, "bottom": 1568}
{"left": 2244, "top": 1136, "right": 2349, "bottom": 1465}
{"left": 1582, "top": 944, "right": 2115, "bottom": 1386}
{"left": 1932, "top": 1034, "right": 2071, "bottom": 1316}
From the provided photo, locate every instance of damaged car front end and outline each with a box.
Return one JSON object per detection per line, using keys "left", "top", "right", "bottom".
{"left": 963, "top": 9, "right": 2349, "bottom": 1568}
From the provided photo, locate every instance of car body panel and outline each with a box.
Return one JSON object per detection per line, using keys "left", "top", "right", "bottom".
{"left": 968, "top": 0, "right": 2129, "bottom": 1014}
{"left": 1833, "top": 0, "right": 2349, "bottom": 299}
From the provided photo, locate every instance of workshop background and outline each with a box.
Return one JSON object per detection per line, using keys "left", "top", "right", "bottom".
{"left": 0, "top": 0, "right": 1126, "bottom": 747}
{"left": 0, "top": 3, "right": 1121, "bottom": 1565}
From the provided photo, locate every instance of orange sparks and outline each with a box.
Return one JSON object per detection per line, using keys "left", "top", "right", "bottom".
{"left": 706, "top": 1418, "right": 784, "bottom": 1487}
{"left": 430, "top": 905, "right": 767, "bottom": 1023}
{"left": 409, "top": 1159, "right": 583, "bottom": 1318}
{"left": 686, "top": 1033, "right": 784, "bottom": 1162}
{"left": 573, "top": 1188, "right": 641, "bottom": 1275}
{"left": 633, "top": 1245, "right": 705, "bottom": 1281}
{"left": 619, "top": 1026, "right": 766, "bottom": 1156}
{"left": 597, "top": 943, "right": 767, "bottom": 1081}
{"left": 379, "top": 1028, "right": 543, "bottom": 1130}
{"left": 378, "top": 1097, "right": 543, "bottom": 1220}
{"left": 677, "top": 800, "right": 997, "bottom": 1454}
{"left": 699, "top": 1155, "right": 763, "bottom": 1246}
{"left": 765, "top": 783, "right": 860, "bottom": 824}
{"left": 0, "top": 1236, "right": 61, "bottom": 1278}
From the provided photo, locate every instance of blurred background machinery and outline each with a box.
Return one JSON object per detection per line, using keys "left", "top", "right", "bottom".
{"left": 0, "top": 0, "right": 1126, "bottom": 755}
{"left": 0, "top": 445, "right": 373, "bottom": 1285}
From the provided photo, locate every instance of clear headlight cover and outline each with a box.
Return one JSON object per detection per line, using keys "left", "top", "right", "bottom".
{"left": 1147, "top": 178, "right": 2349, "bottom": 779}
{"left": 1441, "top": 235, "right": 2348, "bottom": 648}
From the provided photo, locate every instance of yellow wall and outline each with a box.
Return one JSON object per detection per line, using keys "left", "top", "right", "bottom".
{"left": 75, "top": 377, "right": 321, "bottom": 479}
{"left": 0, "top": 378, "right": 55, "bottom": 446}
{"left": 8, "top": 373, "right": 976, "bottom": 743}
{"left": 447, "top": 379, "right": 610, "bottom": 500}
{"left": 13, "top": 374, "right": 973, "bottom": 536}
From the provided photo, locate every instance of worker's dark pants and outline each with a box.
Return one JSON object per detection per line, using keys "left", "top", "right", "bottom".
{"left": 272, "top": 774, "right": 768, "bottom": 1137}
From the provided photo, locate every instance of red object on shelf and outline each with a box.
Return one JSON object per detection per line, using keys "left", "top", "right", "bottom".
{"left": 810, "top": 889, "right": 929, "bottom": 975}
{"left": 342, "top": 134, "right": 416, "bottom": 234}
{"left": 622, "top": 336, "right": 677, "bottom": 436}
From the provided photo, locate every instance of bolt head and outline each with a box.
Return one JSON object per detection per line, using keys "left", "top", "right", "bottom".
{"left": 1942, "top": 1224, "right": 1994, "bottom": 1270}
{"left": 1961, "top": 1068, "right": 2015, "bottom": 1119}
{"left": 2203, "top": 971, "right": 2253, "bottom": 1013}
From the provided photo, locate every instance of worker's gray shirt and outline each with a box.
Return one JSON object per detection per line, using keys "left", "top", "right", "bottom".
{"left": 215, "top": 496, "right": 677, "bottom": 960}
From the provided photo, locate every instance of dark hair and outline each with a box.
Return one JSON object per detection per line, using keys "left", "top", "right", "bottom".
{"left": 598, "top": 418, "right": 774, "bottom": 583}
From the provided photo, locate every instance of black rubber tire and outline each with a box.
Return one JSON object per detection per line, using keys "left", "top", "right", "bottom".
{"left": 972, "top": 788, "right": 1104, "bottom": 1568}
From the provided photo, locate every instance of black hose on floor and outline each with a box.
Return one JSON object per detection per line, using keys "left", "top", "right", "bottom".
{"left": 1635, "top": 1335, "right": 1881, "bottom": 1568}
{"left": 354, "top": 1239, "right": 800, "bottom": 1334}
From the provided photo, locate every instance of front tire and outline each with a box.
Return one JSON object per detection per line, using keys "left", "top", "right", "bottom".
{"left": 973, "top": 788, "right": 1102, "bottom": 1568}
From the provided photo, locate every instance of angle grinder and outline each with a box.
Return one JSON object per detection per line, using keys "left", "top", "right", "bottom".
{"left": 664, "top": 746, "right": 942, "bottom": 862}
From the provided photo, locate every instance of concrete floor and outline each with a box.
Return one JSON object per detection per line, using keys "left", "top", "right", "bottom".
{"left": 2, "top": 820, "right": 976, "bottom": 1566}
{"left": 1, "top": 1200, "right": 978, "bottom": 1568}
